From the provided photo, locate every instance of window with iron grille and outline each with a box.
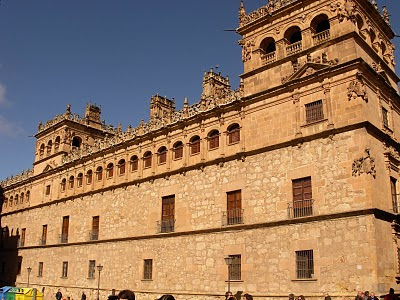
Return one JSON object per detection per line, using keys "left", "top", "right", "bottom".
{"left": 91, "top": 216, "right": 100, "bottom": 240}
{"left": 41, "top": 225, "right": 47, "bottom": 245}
{"left": 391, "top": 177, "right": 399, "bottom": 213}
{"left": 296, "top": 250, "right": 314, "bottom": 279}
{"left": 88, "top": 260, "right": 96, "bottom": 278}
{"left": 227, "top": 124, "right": 240, "bottom": 144}
{"left": 383, "top": 107, "right": 389, "bottom": 128}
{"left": 292, "top": 177, "right": 313, "bottom": 218}
{"left": 190, "top": 137, "right": 201, "bottom": 155}
{"left": 62, "top": 261, "right": 68, "bottom": 278}
{"left": 130, "top": 156, "right": 139, "bottom": 171}
{"left": 173, "top": 142, "right": 183, "bottom": 160}
{"left": 208, "top": 131, "right": 220, "bottom": 150}
{"left": 143, "top": 259, "right": 153, "bottom": 280}
{"left": 161, "top": 195, "right": 175, "bottom": 233}
{"left": 38, "top": 262, "right": 43, "bottom": 277}
{"left": 228, "top": 255, "right": 241, "bottom": 280}
{"left": 305, "top": 100, "right": 324, "bottom": 123}
{"left": 226, "top": 190, "right": 243, "bottom": 225}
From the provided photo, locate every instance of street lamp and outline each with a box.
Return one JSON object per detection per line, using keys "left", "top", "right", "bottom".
{"left": 96, "top": 264, "right": 103, "bottom": 300}
{"left": 224, "top": 257, "right": 234, "bottom": 294}
{"left": 27, "top": 267, "right": 32, "bottom": 287}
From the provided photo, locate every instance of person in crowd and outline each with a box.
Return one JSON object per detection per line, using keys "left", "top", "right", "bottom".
{"left": 356, "top": 291, "right": 364, "bottom": 300}
{"left": 244, "top": 293, "right": 253, "bottom": 300}
{"left": 365, "top": 291, "right": 370, "bottom": 300}
{"left": 289, "top": 294, "right": 295, "bottom": 300}
{"left": 56, "top": 289, "right": 63, "bottom": 300}
{"left": 298, "top": 295, "right": 306, "bottom": 300}
{"left": 369, "top": 292, "right": 379, "bottom": 300}
{"left": 384, "top": 288, "right": 399, "bottom": 300}
{"left": 324, "top": 293, "right": 332, "bottom": 300}
{"left": 118, "top": 290, "right": 135, "bottom": 300}
{"left": 81, "top": 292, "right": 86, "bottom": 300}
{"left": 158, "top": 296, "right": 175, "bottom": 300}
{"left": 225, "top": 291, "right": 236, "bottom": 300}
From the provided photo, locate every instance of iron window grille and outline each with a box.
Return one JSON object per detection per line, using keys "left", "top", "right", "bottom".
{"left": 228, "top": 255, "right": 241, "bottom": 281}
{"left": 62, "top": 261, "right": 68, "bottom": 278}
{"left": 143, "top": 259, "right": 153, "bottom": 280}
{"left": 296, "top": 250, "right": 314, "bottom": 279}
{"left": 88, "top": 260, "right": 96, "bottom": 278}
{"left": 383, "top": 107, "right": 389, "bottom": 128}
{"left": 305, "top": 100, "right": 324, "bottom": 123}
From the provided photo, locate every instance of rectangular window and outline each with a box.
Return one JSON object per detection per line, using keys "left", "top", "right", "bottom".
{"left": 131, "top": 159, "right": 138, "bottom": 172}
{"left": 292, "top": 177, "right": 313, "bottom": 218}
{"left": 226, "top": 190, "right": 243, "bottom": 225}
{"left": 296, "top": 250, "right": 314, "bottom": 279}
{"left": 90, "top": 216, "right": 100, "bottom": 241}
{"left": 143, "top": 259, "right": 153, "bottom": 280}
{"left": 228, "top": 255, "right": 241, "bottom": 281}
{"left": 41, "top": 225, "right": 47, "bottom": 245}
{"left": 144, "top": 156, "right": 152, "bottom": 169}
{"left": 305, "top": 100, "right": 324, "bottom": 124}
{"left": 62, "top": 261, "right": 68, "bottom": 278}
{"left": 208, "top": 135, "right": 219, "bottom": 150}
{"left": 45, "top": 185, "right": 51, "bottom": 196}
{"left": 38, "top": 262, "right": 43, "bottom": 277}
{"left": 383, "top": 107, "right": 389, "bottom": 128}
{"left": 158, "top": 152, "right": 167, "bottom": 165}
{"left": 61, "top": 216, "right": 69, "bottom": 243}
{"left": 391, "top": 177, "right": 398, "bottom": 213}
{"left": 20, "top": 228, "right": 26, "bottom": 247}
{"left": 88, "top": 260, "right": 96, "bottom": 278}
{"left": 228, "top": 128, "right": 240, "bottom": 144}
{"left": 160, "top": 195, "right": 175, "bottom": 233}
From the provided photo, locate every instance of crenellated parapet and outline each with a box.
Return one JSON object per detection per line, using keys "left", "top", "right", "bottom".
{"left": 238, "top": 0, "right": 391, "bottom": 29}
{"left": 0, "top": 169, "right": 34, "bottom": 188}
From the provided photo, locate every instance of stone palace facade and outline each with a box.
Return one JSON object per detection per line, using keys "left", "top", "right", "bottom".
{"left": 1, "top": 0, "right": 400, "bottom": 299}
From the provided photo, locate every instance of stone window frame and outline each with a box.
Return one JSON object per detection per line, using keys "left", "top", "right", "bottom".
{"left": 88, "top": 260, "right": 96, "bottom": 279}
{"left": 157, "top": 146, "right": 168, "bottom": 165}
{"left": 300, "top": 98, "right": 327, "bottom": 127}
{"left": 76, "top": 173, "right": 83, "bottom": 188}
{"left": 295, "top": 250, "right": 314, "bottom": 279}
{"left": 38, "top": 262, "right": 43, "bottom": 277}
{"left": 143, "top": 259, "right": 153, "bottom": 280}
{"left": 227, "top": 123, "right": 241, "bottom": 145}
{"left": 96, "top": 166, "right": 103, "bottom": 181}
{"left": 106, "top": 163, "right": 114, "bottom": 179}
{"left": 130, "top": 155, "right": 139, "bottom": 172}
{"left": 45, "top": 185, "right": 51, "bottom": 196}
{"left": 172, "top": 141, "right": 183, "bottom": 160}
{"left": 68, "top": 176, "right": 75, "bottom": 189}
{"left": 61, "top": 178, "right": 66, "bottom": 192}
{"left": 118, "top": 159, "right": 126, "bottom": 176}
{"left": 189, "top": 136, "right": 201, "bottom": 156}
{"left": 143, "top": 151, "right": 153, "bottom": 169}
{"left": 86, "top": 170, "right": 93, "bottom": 185}
{"left": 61, "top": 261, "right": 68, "bottom": 278}
{"left": 207, "top": 129, "right": 220, "bottom": 151}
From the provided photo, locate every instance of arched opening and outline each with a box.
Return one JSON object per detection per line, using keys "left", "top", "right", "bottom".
{"left": 190, "top": 136, "right": 201, "bottom": 155}
{"left": 208, "top": 130, "right": 220, "bottom": 150}
{"left": 260, "top": 37, "right": 276, "bottom": 54}
{"left": 106, "top": 163, "right": 114, "bottom": 178}
{"left": 77, "top": 173, "right": 83, "bottom": 187}
{"left": 173, "top": 141, "right": 183, "bottom": 160}
{"left": 143, "top": 151, "right": 152, "bottom": 169}
{"left": 55, "top": 136, "right": 61, "bottom": 151}
{"left": 130, "top": 155, "right": 139, "bottom": 172}
{"left": 61, "top": 178, "right": 66, "bottom": 192}
{"left": 86, "top": 170, "right": 93, "bottom": 184}
{"left": 158, "top": 146, "right": 167, "bottom": 165}
{"left": 311, "top": 14, "right": 330, "bottom": 33}
{"left": 20, "top": 193, "right": 24, "bottom": 204}
{"left": 15, "top": 194, "right": 18, "bottom": 206}
{"left": 96, "top": 166, "right": 103, "bottom": 181}
{"left": 39, "top": 144, "right": 45, "bottom": 157}
{"left": 118, "top": 159, "right": 126, "bottom": 175}
{"left": 284, "top": 26, "right": 302, "bottom": 44}
{"left": 26, "top": 191, "right": 30, "bottom": 202}
{"left": 3, "top": 198, "right": 7, "bottom": 208}
{"left": 9, "top": 196, "right": 13, "bottom": 207}
{"left": 72, "top": 136, "right": 82, "bottom": 149}
{"left": 47, "top": 140, "right": 52, "bottom": 155}
{"left": 227, "top": 124, "right": 241, "bottom": 144}
{"left": 69, "top": 176, "right": 74, "bottom": 189}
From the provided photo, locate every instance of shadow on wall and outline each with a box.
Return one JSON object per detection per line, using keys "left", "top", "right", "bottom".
{"left": 0, "top": 186, "right": 20, "bottom": 287}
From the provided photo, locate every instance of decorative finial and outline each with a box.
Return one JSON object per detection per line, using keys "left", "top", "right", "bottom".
{"left": 66, "top": 104, "right": 71, "bottom": 115}
{"left": 239, "top": 0, "right": 246, "bottom": 27}
{"left": 382, "top": 6, "right": 390, "bottom": 25}
{"left": 371, "top": 0, "right": 378, "bottom": 10}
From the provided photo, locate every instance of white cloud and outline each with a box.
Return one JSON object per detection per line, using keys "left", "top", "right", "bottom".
{"left": 0, "top": 115, "right": 25, "bottom": 137}
{"left": 0, "top": 84, "right": 10, "bottom": 107}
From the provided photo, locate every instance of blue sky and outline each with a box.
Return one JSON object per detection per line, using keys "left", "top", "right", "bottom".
{"left": 0, "top": 0, "right": 399, "bottom": 180}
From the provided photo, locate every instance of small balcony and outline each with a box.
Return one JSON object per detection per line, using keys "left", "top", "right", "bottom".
{"left": 59, "top": 233, "right": 68, "bottom": 244}
{"left": 261, "top": 51, "right": 276, "bottom": 65}
{"left": 88, "top": 231, "right": 99, "bottom": 241}
{"left": 288, "top": 199, "right": 314, "bottom": 219}
{"left": 38, "top": 238, "right": 46, "bottom": 246}
{"left": 286, "top": 41, "right": 302, "bottom": 56}
{"left": 157, "top": 219, "right": 175, "bottom": 233}
{"left": 312, "top": 29, "right": 330, "bottom": 46}
{"left": 222, "top": 209, "right": 244, "bottom": 226}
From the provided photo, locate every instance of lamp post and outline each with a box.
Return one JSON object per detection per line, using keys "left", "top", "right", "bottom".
{"left": 224, "top": 256, "right": 234, "bottom": 294}
{"left": 96, "top": 264, "right": 103, "bottom": 300}
{"left": 27, "top": 267, "right": 32, "bottom": 287}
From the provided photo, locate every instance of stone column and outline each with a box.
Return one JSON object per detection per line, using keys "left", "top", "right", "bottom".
{"left": 323, "top": 82, "right": 334, "bottom": 129}
{"left": 302, "top": 28, "right": 313, "bottom": 50}
{"left": 275, "top": 39, "right": 287, "bottom": 60}
{"left": 293, "top": 93, "right": 302, "bottom": 138}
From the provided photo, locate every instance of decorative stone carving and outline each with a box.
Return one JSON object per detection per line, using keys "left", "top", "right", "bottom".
{"left": 347, "top": 72, "right": 368, "bottom": 102}
{"left": 336, "top": 0, "right": 356, "bottom": 23}
{"left": 352, "top": 148, "right": 376, "bottom": 178}
{"left": 382, "top": 6, "right": 390, "bottom": 26}
{"left": 238, "top": 39, "right": 255, "bottom": 62}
